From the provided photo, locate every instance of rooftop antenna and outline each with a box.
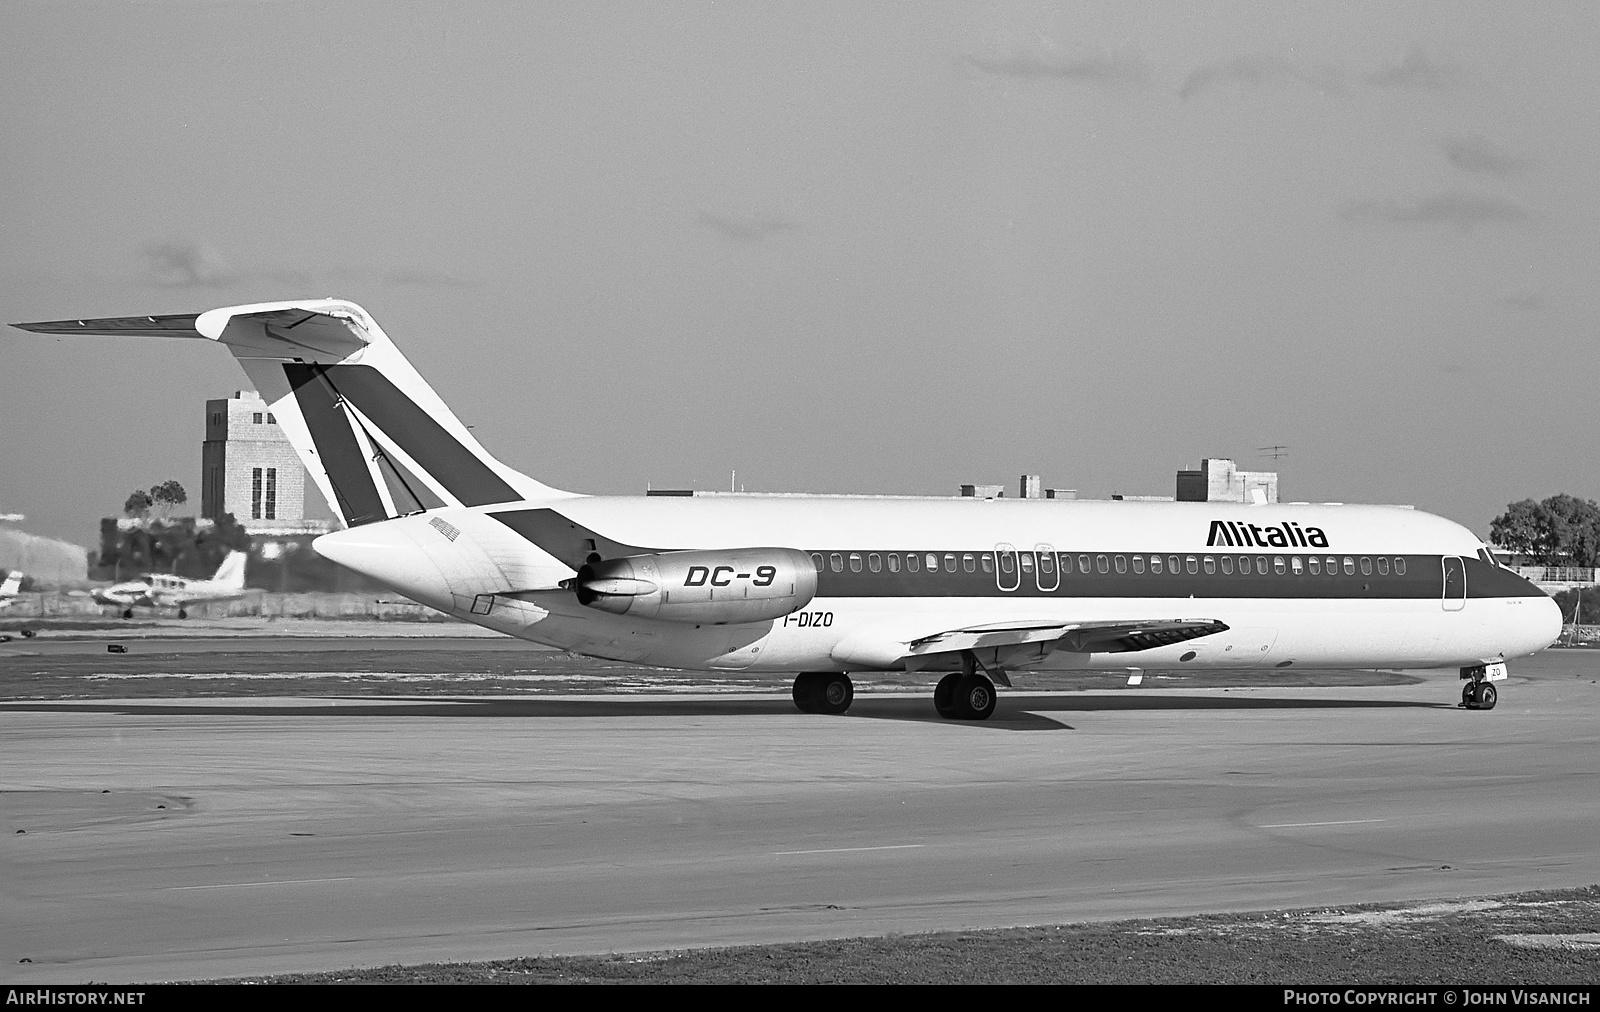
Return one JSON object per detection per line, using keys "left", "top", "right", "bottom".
{"left": 1257, "top": 445, "right": 1289, "bottom": 463}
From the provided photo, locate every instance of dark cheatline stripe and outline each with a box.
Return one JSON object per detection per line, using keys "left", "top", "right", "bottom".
{"left": 804, "top": 553, "right": 1538, "bottom": 601}
{"left": 491, "top": 509, "right": 657, "bottom": 570}
{"left": 322, "top": 365, "right": 520, "bottom": 507}
{"left": 284, "top": 364, "right": 389, "bottom": 527}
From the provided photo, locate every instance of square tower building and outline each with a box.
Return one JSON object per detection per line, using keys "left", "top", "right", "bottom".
{"left": 201, "top": 391, "right": 312, "bottom": 534}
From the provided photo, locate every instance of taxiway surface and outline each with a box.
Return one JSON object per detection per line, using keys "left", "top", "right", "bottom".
{"left": 4, "top": 648, "right": 1597, "bottom": 983}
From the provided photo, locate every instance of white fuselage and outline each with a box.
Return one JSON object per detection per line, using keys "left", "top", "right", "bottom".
{"left": 314, "top": 496, "right": 1561, "bottom": 675}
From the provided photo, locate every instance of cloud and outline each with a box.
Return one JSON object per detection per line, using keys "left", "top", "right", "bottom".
{"left": 382, "top": 269, "right": 474, "bottom": 288}
{"left": 1179, "top": 55, "right": 1343, "bottom": 99}
{"left": 1501, "top": 292, "right": 1544, "bottom": 311}
{"left": 696, "top": 211, "right": 796, "bottom": 242}
{"left": 136, "top": 240, "right": 469, "bottom": 291}
{"left": 1441, "top": 135, "right": 1524, "bottom": 177}
{"left": 966, "top": 47, "right": 1150, "bottom": 87}
{"left": 1365, "top": 46, "right": 1461, "bottom": 90}
{"left": 142, "top": 240, "right": 234, "bottom": 288}
{"left": 1341, "top": 191, "right": 1531, "bottom": 230}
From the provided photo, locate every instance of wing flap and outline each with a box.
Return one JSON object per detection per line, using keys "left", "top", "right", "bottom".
{"left": 832, "top": 617, "right": 1229, "bottom": 669}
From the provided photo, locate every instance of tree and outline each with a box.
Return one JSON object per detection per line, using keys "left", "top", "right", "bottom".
{"left": 150, "top": 480, "right": 187, "bottom": 517}
{"left": 1490, "top": 494, "right": 1600, "bottom": 567}
{"left": 1550, "top": 586, "right": 1600, "bottom": 625}
{"left": 123, "top": 489, "right": 152, "bottom": 518}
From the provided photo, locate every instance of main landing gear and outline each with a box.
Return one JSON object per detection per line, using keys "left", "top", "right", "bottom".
{"left": 933, "top": 652, "right": 1002, "bottom": 721}
{"left": 1460, "top": 662, "right": 1504, "bottom": 711}
{"left": 792, "top": 672, "right": 854, "bottom": 715}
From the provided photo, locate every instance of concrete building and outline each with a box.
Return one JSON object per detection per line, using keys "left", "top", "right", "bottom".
{"left": 201, "top": 391, "right": 330, "bottom": 535}
{"left": 1176, "top": 458, "right": 1279, "bottom": 505}
{"left": 960, "top": 484, "right": 1006, "bottom": 499}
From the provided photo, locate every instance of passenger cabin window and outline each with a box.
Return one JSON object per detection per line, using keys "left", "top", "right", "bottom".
{"left": 1377, "top": 557, "right": 1389, "bottom": 576}
{"left": 811, "top": 553, "right": 824, "bottom": 572}
{"left": 982, "top": 554, "right": 994, "bottom": 574}
{"left": 1395, "top": 558, "right": 1407, "bottom": 576}
{"left": 962, "top": 553, "right": 975, "bottom": 573}
{"left": 926, "top": 553, "right": 938, "bottom": 571}
{"left": 1019, "top": 553, "right": 1034, "bottom": 574}
{"left": 868, "top": 553, "right": 881, "bottom": 573}
{"left": 1343, "top": 557, "right": 1355, "bottom": 576}
{"left": 1186, "top": 555, "right": 1199, "bottom": 575}
{"left": 943, "top": 553, "right": 957, "bottom": 573}
{"left": 1360, "top": 557, "right": 1372, "bottom": 576}
{"left": 1114, "top": 555, "right": 1127, "bottom": 574}
{"left": 849, "top": 553, "right": 862, "bottom": 573}
{"left": 888, "top": 553, "right": 900, "bottom": 573}
{"left": 1203, "top": 556, "right": 1216, "bottom": 575}
{"left": 1274, "top": 556, "right": 1286, "bottom": 575}
{"left": 1078, "top": 554, "right": 1090, "bottom": 574}
{"left": 907, "top": 553, "right": 920, "bottom": 572}
{"left": 1309, "top": 556, "right": 1321, "bottom": 575}
{"left": 1291, "top": 556, "right": 1303, "bottom": 575}
{"left": 1255, "top": 556, "right": 1267, "bottom": 574}
{"left": 1151, "top": 555, "right": 1164, "bottom": 574}
{"left": 1220, "top": 556, "right": 1233, "bottom": 575}
{"left": 1096, "top": 554, "right": 1109, "bottom": 574}
{"left": 1000, "top": 553, "right": 1015, "bottom": 574}
{"left": 1133, "top": 555, "right": 1146, "bottom": 574}
{"left": 830, "top": 553, "right": 844, "bottom": 573}
{"left": 1168, "top": 555, "right": 1180, "bottom": 573}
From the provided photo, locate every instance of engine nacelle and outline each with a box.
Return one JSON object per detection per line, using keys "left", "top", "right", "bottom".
{"left": 574, "top": 548, "right": 818, "bottom": 624}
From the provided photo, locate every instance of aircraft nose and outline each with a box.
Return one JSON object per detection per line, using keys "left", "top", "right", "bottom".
{"left": 313, "top": 519, "right": 453, "bottom": 611}
{"left": 1532, "top": 593, "right": 1564, "bottom": 651}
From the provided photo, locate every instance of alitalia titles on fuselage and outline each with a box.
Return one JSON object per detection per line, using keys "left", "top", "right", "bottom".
{"left": 1207, "top": 520, "right": 1329, "bottom": 550}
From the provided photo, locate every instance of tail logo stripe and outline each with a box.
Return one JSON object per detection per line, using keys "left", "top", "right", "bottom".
{"left": 322, "top": 365, "right": 520, "bottom": 507}
{"left": 284, "top": 364, "right": 389, "bottom": 527}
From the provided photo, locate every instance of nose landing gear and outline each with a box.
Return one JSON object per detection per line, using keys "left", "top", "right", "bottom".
{"left": 1460, "top": 662, "right": 1505, "bottom": 710}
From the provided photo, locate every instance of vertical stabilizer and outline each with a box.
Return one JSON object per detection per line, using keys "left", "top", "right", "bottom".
{"left": 210, "top": 552, "right": 247, "bottom": 590}
{"left": 14, "top": 301, "right": 578, "bottom": 528}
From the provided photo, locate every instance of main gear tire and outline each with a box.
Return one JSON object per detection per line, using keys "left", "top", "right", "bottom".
{"left": 792, "top": 672, "right": 821, "bottom": 713}
{"left": 815, "top": 674, "right": 854, "bottom": 715}
{"left": 951, "top": 673, "right": 997, "bottom": 721}
{"left": 934, "top": 673, "right": 961, "bottom": 718}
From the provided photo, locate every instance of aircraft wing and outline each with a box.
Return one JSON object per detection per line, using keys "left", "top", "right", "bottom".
{"left": 833, "top": 617, "right": 1229, "bottom": 670}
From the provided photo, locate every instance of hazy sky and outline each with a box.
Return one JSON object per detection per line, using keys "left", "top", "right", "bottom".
{"left": 3, "top": 2, "right": 1597, "bottom": 548}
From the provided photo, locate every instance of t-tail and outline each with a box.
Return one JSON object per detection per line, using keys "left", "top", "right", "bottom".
{"left": 13, "top": 300, "right": 576, "bottom": 527}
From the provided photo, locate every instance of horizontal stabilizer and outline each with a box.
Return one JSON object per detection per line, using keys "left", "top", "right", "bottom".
{"left": 13, "top": 300, "right": 574, "bottom": 530}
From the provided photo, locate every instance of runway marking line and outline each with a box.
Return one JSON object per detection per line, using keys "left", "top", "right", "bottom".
{"left": 163, "top": 876, "right": 356, "bottom": 891}
{"left": 1258, "top": 819, "right": 1389, "bottom": 829}
{"left": 774, "top": 844, "right": 925, "bottom": 856}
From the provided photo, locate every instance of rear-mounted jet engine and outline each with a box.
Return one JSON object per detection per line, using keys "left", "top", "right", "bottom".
{"left": 572, "top": 548, "right": 818, "bottom": 624}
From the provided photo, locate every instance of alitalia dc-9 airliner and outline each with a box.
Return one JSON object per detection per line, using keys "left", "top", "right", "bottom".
{"left": 14, "top": 300, "right": 1560, "bottom": 720}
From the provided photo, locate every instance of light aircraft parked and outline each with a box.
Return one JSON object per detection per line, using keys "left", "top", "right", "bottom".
{"left": 15, "top": 301, "right": 1560, "bottom": 717}
{"left": 93, "top": 551, "right": 248, "bottom": 619}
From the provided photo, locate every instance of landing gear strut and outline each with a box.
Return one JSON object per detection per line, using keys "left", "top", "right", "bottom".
{"left": 792, "top": 672, "right": 854, "bottom": 715}
{"left": 1460, "top": 663, "right": 1503, "bottom": 711}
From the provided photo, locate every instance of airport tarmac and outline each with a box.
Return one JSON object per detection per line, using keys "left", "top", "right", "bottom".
{"left": 3, "top": 647, "right": 1598, "bottom": 983}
